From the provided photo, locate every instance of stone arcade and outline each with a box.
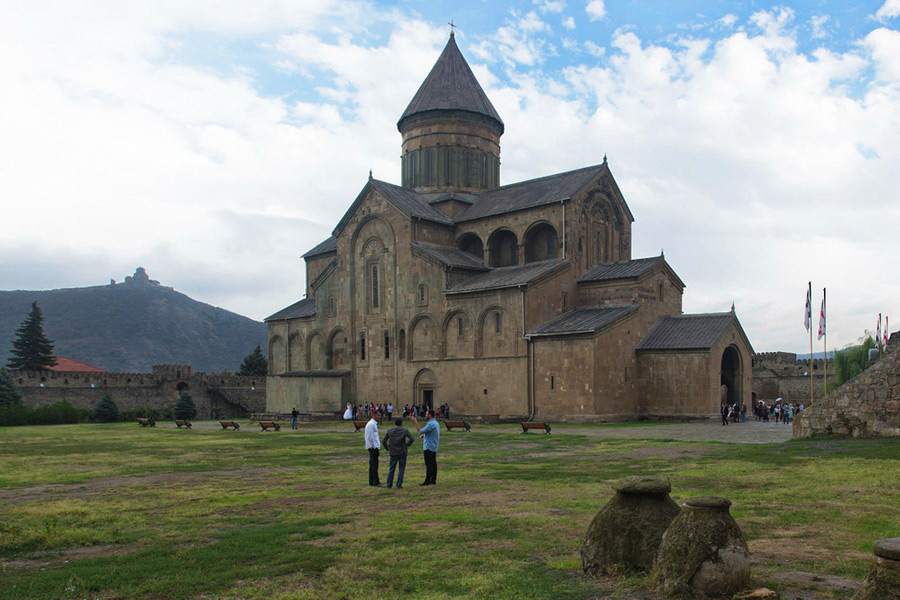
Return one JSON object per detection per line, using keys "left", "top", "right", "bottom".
{"left": 265, "top": 33, "right": 753, "bottom": 421}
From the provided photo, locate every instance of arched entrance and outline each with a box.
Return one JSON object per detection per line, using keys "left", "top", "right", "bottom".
{"left": 720, "top": 345, "right": 741, "bottom": 406}
{"left": 413, "top": 368, "right": 437, "bottom": 409}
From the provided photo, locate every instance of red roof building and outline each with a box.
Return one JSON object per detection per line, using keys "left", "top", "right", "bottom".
{"left": 47, "top": 356, "right": 107, "bottom": 373}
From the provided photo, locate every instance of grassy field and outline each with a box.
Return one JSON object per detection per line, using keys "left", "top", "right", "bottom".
{"left": 0, "top": 421, "right": 897, "bottom": 600}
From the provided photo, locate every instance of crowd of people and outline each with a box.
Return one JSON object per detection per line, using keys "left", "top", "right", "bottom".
{"left": 720, "top": 399, "right": 804, "bottom": 425}
{"left": 341, "top": 402, "right": 451, "bottom": 422}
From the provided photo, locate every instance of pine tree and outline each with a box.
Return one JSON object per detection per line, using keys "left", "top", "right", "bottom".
{"left": 0, "top": 368, "right": 23, "bottom": 407}
{"left": 7, "top": 302, "right": 56, "bottom": 371}
{"left": 93, "top": 395, "right": 120, "bottom": 422}
{"left": 238, "top": 345, "right": 268, "bottom": 376}
{"left": 173, "top": 391, "right": 197, "bottom": 420}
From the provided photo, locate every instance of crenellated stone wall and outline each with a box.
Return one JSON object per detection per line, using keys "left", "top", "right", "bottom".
{"left": 752, "top": 352, "right": 833, "bottom": 404}
{"left": 12, "top": 365, "right": 266, "bottom": 419}
{"left": 793, "top": 334, "right": 899, "bottom": 438}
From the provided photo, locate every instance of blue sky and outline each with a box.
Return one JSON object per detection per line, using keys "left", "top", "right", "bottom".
{"left": 1, "top": 0, "right": 898, "bottom": 354}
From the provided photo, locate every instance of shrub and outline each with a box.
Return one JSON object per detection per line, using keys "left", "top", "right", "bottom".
{"left": 832, "top": 337, "right": 876, "bottom": 389}
{"left": 93, "top": 395, "right": 120, "bottom": 423}
{"left": 173, "top": 392, "right": 197, "bottom": 420}
{"left": 0, "top": 399, "right": 79, "bottom": 426}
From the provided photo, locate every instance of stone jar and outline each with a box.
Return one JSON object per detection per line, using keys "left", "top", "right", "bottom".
{"left": 852, "top": 538, "right": 900, "bottom": 600}
{"left": 581, "top": 476, "right": 681, "bottom": 575}
{"left": 655, "top": 496, "right": 750, "bottom": 598}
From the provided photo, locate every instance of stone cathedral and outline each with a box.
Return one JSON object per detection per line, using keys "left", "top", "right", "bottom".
{"left": 265, "top": 33, "right": 753, "bottom": 421}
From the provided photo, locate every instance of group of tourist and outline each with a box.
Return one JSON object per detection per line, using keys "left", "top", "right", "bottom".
{"left": 752, "top": 399, "right": 803, "bottom": 424}
{"left": 719, "top": 402, "right": 747, "bottom": 425}
{"left": 364, "top": 408, "right": 439, "bottom": 489}
{"left": 342, "top": 402, "right": 395, "bottom": 422}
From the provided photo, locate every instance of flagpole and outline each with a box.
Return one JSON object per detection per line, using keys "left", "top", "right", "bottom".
{"left": 809, "top": 282, "right": 814, "bottom": 405}
{"left": 822, "top": 288, "right": 827, "bottom": 395}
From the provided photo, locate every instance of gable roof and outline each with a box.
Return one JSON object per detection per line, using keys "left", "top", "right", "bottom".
{"left": 526, "top": 306, "right": 639, "bottom": 337}
{"left": 411, "top": 243, "right": 490, "bottom": 271}
{"left": 302, "top": 236, "right": 337, "bottom": 259}
{"left": 265, "top": 297, "right": 316, "bottom": 322}
{"left": 48, "top": 356, "right": 107, "bottom": 373}
{"left": 446, "top": 259, "right": 569, "bottom": 295}
{"left": 580, "top": 255, "right": 685, "bottom": 287}
{"left": 333, "top": 178, "right": 454, "bottom": 236}
{"left": 454, "top": 164, "right": 607, "bottom": 223}
{"left": 398, "top": 34, "right": 503, "bottom": 133}
{"left": 636, "top": 312, "right": 751, "bottom": 351}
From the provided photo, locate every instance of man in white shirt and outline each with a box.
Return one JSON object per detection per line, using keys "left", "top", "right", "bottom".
{"left": 364, "top": 409, "right": 384, "bottom": 487}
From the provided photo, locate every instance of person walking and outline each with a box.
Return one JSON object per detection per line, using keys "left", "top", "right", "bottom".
{"left": 382, "top": 418, "right": 415, "bottom": 489}
{"left": 721, "top": 403, "right": 729, "bottom": 426}
{"left": 410, "top": 410, "right": 440, "bottom": 486}
{"left": 364, "top": 409, "right": 384, "bottom": 487}
{"left": 291, "top": 407, "right": 299, "bottom": 430}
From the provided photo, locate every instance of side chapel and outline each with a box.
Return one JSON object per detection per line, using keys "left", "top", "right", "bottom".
{"left": 265, "top": 33, "right": 753, "bottom": 421}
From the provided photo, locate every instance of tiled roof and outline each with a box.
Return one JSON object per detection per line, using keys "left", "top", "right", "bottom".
{"left": 47, "top": 356, "right": 107, "bottom": 373}
{"left": 446, "top": 259, "right": 569, "bottom": 294}
{"left": 527, "top": 306, "right": 639, "bottom": 337}
{"left": 580, "top": 256, "right": 675, "bottom": 283}
{"left": 455, "top": 164, "right": 607, "bottom": 222}
{"left": 636, "top": 313, "right": 737, "bottom": 351}
{"left": 265, "top": 297, "right": 316, "bottom": 322}
{"left": 411, "top": 243, "right": 489, "bottom": 271}
{"left": 398, "top": 35, "right": 503, "bottom": 132}
{"left": 280, "top": 370, "right": 350, "bottom": 377}
{"left": 302, "top": 236, "right": 337, "bottom": 259}
{"left": 369, "top": 179, "right": 455, "bottom": 226}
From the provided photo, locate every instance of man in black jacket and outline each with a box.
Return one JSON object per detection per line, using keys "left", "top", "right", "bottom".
{"left": 382, "top": 418, "right": 415, "bottom": 489}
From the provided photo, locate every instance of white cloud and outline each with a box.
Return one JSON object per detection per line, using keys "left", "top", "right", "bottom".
{"left": 563, "top": 16, "right": 576, "bottom": 30}
{"left": 586, "top": 0, "right": 606, "bottom": 22}
{"left": 717, "top": 14, "right": 738, "bottom": 29}
{"left": 810, "top": 15, "right": 831, "bottom": 39}
{"left": 535, "top": 0, "right": 566, "bottom": 14}
{"left": 875, "top": 0, "right": 900, "bottom": 20}
{"left": 471, "top": 11, "right": 553, "bottom": 67}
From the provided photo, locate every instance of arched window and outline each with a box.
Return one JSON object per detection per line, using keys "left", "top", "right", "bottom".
{"left": 329, "top": 296, "right": 336, "bottom": 316}
{"left": 495, "top": 312, "right": 502, "bottom": 333}
{"left": 418, "top": 284, "right": 427, "bottom": 306}
{"left": 383, "top": 330, "right": 391, "bottom": 360}
{"left": 359, "top": 332, "right": 367, "bottom": 361}
{"left": 371, "top": 265, "right": 379, "bottom": 309}
{"left": 524, "top": 223, "right": 558, "bottom": 263}
{"left": 457, "top": 233, "right": 484, "bottom": 260}
{"left": 488, "top": 230, "right": 519, "bottom": 267}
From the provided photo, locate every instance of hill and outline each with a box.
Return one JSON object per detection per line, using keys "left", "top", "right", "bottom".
{"left": 0, "top": 268, "right": 267, "bottom": 373}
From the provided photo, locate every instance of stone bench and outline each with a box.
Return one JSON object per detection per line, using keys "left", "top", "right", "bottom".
{"left": 174, "top": 420, "right": 192, "bottom": 429}
{"left": 219, "top": 421, "right": 240, "bottom": 430}
{"left": 443, "top": 420, "right": 471, "bottom": 432}
{"left": 136, "top": 418, "right": 155, "bottom": 427}
{"left": 521, "top": 421, "right": 551, "bottom": 434}
{"left": 259, "top": 421, "right": 281, "bottom": 431}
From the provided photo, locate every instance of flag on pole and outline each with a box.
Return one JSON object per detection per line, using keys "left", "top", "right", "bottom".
{"left": 804, "top": 284, "right": 811, "bottom": 331}
{"left": 876, "top": 313, "right": 882, "bottom": 349}
{"left": 885, "top": 316, "right": 889, "bottom": 348}
{"left": 817, "top": 295, "right": 826, "bottom": 340}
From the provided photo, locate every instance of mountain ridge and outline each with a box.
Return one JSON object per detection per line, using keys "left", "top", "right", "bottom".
{"left": 0, "top": 269, "right": 267, "bottom": 373}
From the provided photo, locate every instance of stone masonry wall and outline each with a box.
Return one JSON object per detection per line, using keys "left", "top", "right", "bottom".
{"left": 753, "top": 352, "right": 833, "bottom": 403}
{"left": 14, "top": 365, "right": 266, "bottom": 419}
{"left": 793, "top": 336, "right": 899, "bottom": 438}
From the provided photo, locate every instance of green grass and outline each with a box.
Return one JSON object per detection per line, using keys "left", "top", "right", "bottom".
{"left": 0, "top": 422, "right": 897, "bottom": 599}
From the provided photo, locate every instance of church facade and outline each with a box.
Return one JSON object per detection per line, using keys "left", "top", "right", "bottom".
{"left": 265, "top": 34, "right": 753, "bottom": 421}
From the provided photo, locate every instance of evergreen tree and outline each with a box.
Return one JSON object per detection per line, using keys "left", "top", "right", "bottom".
{"left": 238, "top": 345, "right": 268, "bottom": 376}
{"left": 7, "top": 302, "right": 56, "bottom": 371}
{"left": 173, "top": 391, "right": 197, "bottom": 420}
{"left": 93, "top": 395, "right": 120, "bottom": 422}
{"left": 0, "top": 368, "right": 23, "bottom": 407}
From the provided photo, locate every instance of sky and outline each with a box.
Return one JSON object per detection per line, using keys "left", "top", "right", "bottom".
{"left": 1, "top": 0, "right": 898, "bottom": 354}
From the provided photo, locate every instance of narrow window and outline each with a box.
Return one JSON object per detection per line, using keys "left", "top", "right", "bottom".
{"left": 371, "top": 265, "right": 379, "bottom": 309}
{"left": 595, "top": 231, "right": 603, "bottom": 264}
{"left": 495, "top": 312, "right": 501, "bottom": 333}
{"left": 458, "top": 317, "right": 463, "bottom": 337}
{"left": 398, "top": 329, "right": 406, "bottom": 360}
{"left": 550, "top": 375, "right": 555, "bottom": 390}
{"left": 562, "top": 291, "right": 568, "bottom": 310}
{"left": 419, "top": 284, "right": 426, "bottom": 305}
{"left": 659, "top": 282, "right": 664, "bottom": 301}
{"left": 329, "top": 296, "right": 336, "bottom": 315}
{"left": 384, "top": 330, "right": 390, "bottom": 359}
{"left": 360, "top": 332, "right": 366, "bottom": 361}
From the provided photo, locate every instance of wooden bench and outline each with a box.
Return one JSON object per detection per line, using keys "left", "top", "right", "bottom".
{"left": 219, "top": 421, "right": 240, "bottom": 430}
{"left": 174, "top": 420, "right": 192, "bottom": 429}
{"left": 352, "top": 420, "right": 368, "bottom": 432}
{"left": 443, "top": 420, "right": 471, "bottom": 432}
{"left": 136, "top": 418, "right": 155, "bottom": 427}
{"left": 259, "top": 421, "right": 281, "bottom": 431}
{"left": 521, "top": 421, "right": 552, "bottom": 434}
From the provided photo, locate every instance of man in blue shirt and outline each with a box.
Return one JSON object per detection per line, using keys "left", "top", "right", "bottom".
{"left": 410, "top": 410, "right": 440, "bottom": 486}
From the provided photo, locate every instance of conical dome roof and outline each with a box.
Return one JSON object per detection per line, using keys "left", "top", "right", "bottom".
{"left": 398, "top": 34, "right": 504, "bottom": 133}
